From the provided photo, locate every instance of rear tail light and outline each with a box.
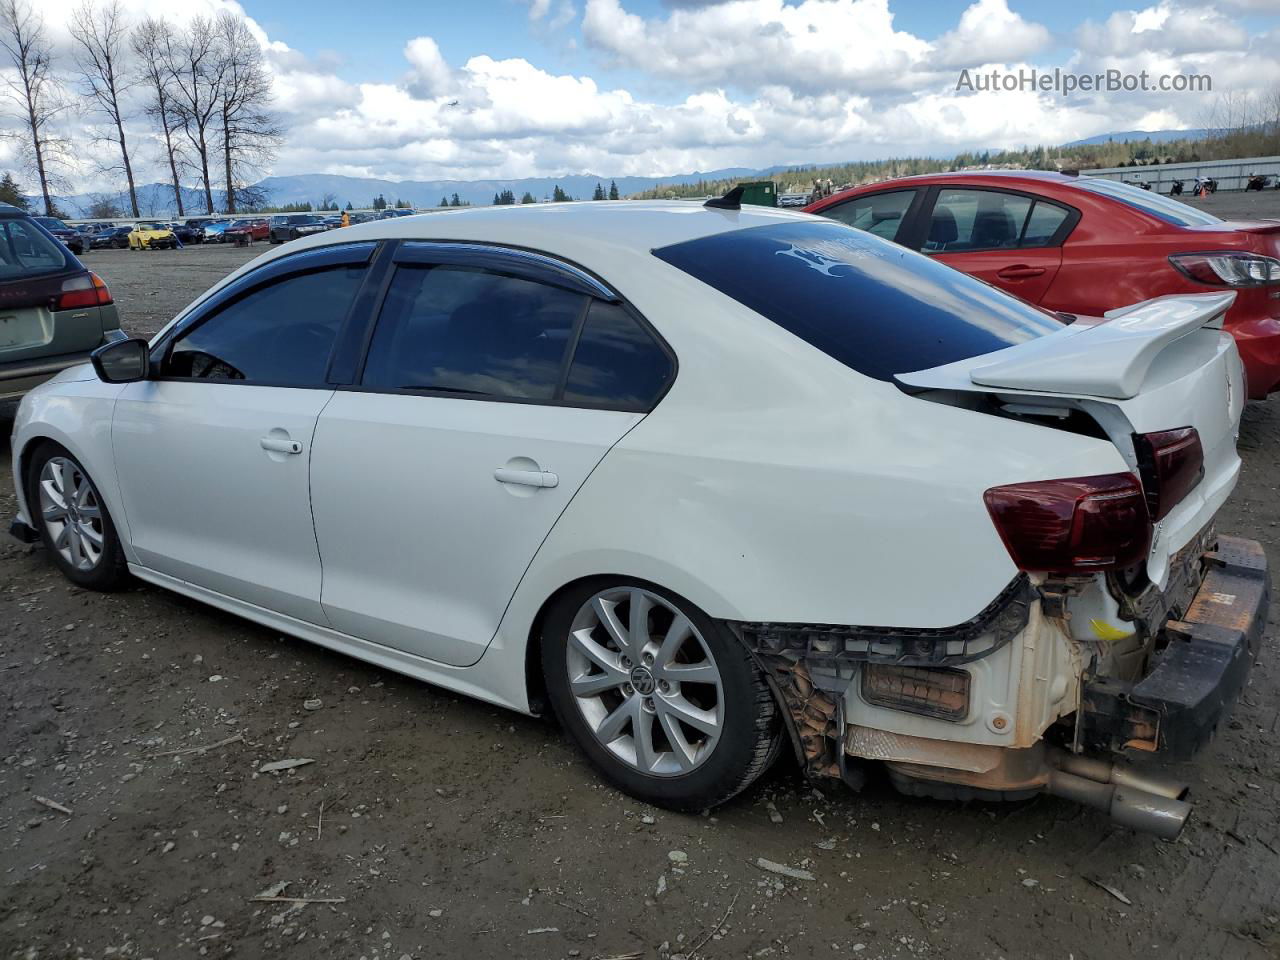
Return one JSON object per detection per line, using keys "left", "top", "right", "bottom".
{"left": 983, "top": 473, "right": 1150, "bottom": 573}
{"left": 1169, "top": 252, "right": 1280, "bottom": 287}
{"left": 54, "top": 272, "right": 113, "bottom": 310}
{"left": 861, "top": 664, "right": 970, "bottom": 722}
{"left": 1133, "top": 427, "right": 1203, "bottom": 522}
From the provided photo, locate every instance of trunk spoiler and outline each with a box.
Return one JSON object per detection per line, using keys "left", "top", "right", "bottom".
{"left": 896, "top": 292, "right": 1236, "bottom": 400}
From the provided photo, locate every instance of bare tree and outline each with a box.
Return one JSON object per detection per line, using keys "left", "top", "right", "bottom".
{"left": 0, "top": 0, "right": 69, "bottom": 216}
{"left": 70, "top": 0, "right": 138, "bottom": 217}
{"left": 212, "top": 11, "right": 278, "bottom": 215}
{"left": 132, "top": 16, "right": 184, "bottom": 217}
{"left": 163, "top": 15, "right": 220, "bottom": 214}
{"left": 84, "top": 192, "right": 122, "bottom": 218}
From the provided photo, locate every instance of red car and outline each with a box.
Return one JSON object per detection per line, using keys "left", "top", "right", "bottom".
{"left": 804, "top": 171, "right": 1280, "bottom": 398}
{"left": 222, "top": 218, "right": 270, "bottom": 243}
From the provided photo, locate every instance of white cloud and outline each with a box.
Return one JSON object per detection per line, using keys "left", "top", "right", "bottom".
{"left": 1077, "top": 2, "right": 1249, "bottom": 56}
{"left": 7, "top": 0, "right": 1277, "bottom": 199}
{"left": 404, "top": 36, "right": 454, "bottom": 99}
{"left": 933, "top": 0, "right": 1051, "bottom": 68}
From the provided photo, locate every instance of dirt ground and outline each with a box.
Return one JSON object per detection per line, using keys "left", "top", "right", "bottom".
{"left": 3, "top": 217, "right": 1280, "bottom": 960}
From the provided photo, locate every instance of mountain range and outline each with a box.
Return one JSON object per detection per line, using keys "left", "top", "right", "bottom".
{"left": 40, "top": 127, "right": 1206, "bottom": 217}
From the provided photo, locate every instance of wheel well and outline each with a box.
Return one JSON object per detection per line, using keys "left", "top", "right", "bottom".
{"left": 524, "top": 574, "right": 620, "bottom": 717}
{"left": 14, "top": 436, "right": 58, "bottom": 515}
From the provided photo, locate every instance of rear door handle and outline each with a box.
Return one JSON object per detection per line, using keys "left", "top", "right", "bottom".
{"left": 261, "top": 437, "right": 303, "bottom": 455}
{"left": 996, "top": 264, "right": 1047, "bottom": 280}
{"left": 494, "top": 467, "right": 559, "bottom": 488}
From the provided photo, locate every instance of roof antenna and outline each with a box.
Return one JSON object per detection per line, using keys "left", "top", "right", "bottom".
{"left": 704, "top": 185, "right": 744, "bottom": 210}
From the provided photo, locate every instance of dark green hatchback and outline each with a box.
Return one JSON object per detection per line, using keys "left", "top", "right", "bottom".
{"left": 0, "top": 205, "right": 123, "bottom": 401}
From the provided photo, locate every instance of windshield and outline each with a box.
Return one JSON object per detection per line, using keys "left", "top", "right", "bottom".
{"left": 1073, "top": 177, "right": 1221, "bottom": 227}
{"left": 35, "top": 217, "right": 69, "bottom": 230}
{"left": 137, "top": 222, "right": 165, "bottom": 229}
{"left": 653, "top": 219, "right": 1063, "bottom": 382}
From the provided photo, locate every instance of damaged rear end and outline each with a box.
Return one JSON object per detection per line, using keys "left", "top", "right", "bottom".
{"left": 743, "top": 291, "right": 1269, "bottom": 838}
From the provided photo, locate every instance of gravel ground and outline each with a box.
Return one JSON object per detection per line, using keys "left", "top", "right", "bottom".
{"left": 2, "top": 224, "right": 1280, "bottom": 960}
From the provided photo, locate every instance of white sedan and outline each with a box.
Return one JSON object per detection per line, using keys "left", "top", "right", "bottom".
{"left": 9, "top": 199, "right": 1268, "bottom": 836}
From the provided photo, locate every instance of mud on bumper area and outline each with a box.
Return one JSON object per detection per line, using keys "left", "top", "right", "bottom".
{"left": 1080, "top": 535, "right": 1270, "bottom": 762}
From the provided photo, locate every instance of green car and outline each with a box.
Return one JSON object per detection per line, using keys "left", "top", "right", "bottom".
{"left": 0, "top": 204, "right": 124, "bottom": 401}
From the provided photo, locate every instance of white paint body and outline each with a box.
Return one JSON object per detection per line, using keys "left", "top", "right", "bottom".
{"left": 9, "top": 203, "right": 1244, "bottom": 762}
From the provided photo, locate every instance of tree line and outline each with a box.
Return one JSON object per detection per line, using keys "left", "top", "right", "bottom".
{"left": 0, "top": 0, "right": 277, "bottom": 218}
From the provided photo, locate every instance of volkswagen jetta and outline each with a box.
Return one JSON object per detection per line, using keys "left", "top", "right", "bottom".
{"left": 8, "top": 201, "right": 1268, "bottom": 836}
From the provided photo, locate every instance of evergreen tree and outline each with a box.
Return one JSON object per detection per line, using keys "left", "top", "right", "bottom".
{"left": 372, "top": 194, "right": 387, "bottom": 210}
{"left": 344, "top": 201, "right": 353, "bottom": 210}
{"left": 450, "top": 193, "right": 462, "bottom": 207}
{"left": 0, "top": 172, "right": 27, "bottom": 209}
{"left": 440, "top": 196, "right": 448, "bottom": 207}
{"left": 552, "top": 185, "right": 570, "bottom": 202}
{"left": 592, "top": 182, "right": 606, "bottom": 200}
{"left": 493, "top": 192, "right": 501, "bottom": 205}
{"left": 608, "top": 179, "right": 619, "bottom": 200}
{"left": 521, "top": 192, "right": 536, "bottom": 204}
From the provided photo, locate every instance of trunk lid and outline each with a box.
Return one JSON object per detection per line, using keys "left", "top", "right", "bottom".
{"left": 897, "top": 292, "right": 1245, "bottom": 587}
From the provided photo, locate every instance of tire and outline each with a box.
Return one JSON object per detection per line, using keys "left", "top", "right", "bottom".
{"left": 25, "top": 443, "right": 130, "bottom": 591}
{"left": 541, "top": 579, "right": 782, "bottom": 811}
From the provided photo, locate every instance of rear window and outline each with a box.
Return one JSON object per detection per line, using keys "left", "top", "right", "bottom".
{"left": 0, "top": 218, "right": 74, "bottom": 279}
{"left": 1072, "top": 178, "right": 1221, "bottom": 227}
{"left": 652, "top": 219, "right": 1062, "bottom": 381}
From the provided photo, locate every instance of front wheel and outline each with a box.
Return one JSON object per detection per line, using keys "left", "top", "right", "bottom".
{"left": 26, "top": 444, "right": 130, "bottom": 591}
{"left": 542, "top": 580, "right": 782, "bottom": 811}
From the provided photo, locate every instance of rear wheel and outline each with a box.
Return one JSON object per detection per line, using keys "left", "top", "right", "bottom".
{"left": 542, "top": 580, "right": 781, "bottom": 811}
{"left": 26, "top": 444, "right": 129, "bottom": 591}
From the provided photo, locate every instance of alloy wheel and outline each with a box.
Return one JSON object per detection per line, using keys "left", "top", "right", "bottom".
{"left": 38, "top": 457, "right": 105, "bottom": 572}
{"left": 566, "top": 587, "right": 724, "bottom": 777}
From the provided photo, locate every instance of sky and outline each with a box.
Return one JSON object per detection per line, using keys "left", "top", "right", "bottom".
{"left": 5, "top": 0, "right": 1280, "bottom": 195}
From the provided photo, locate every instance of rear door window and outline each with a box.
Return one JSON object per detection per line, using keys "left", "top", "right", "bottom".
{"left": 653, "top": 219, "right": 1062, "bottom": 382}
{"left": 1021, "top": 202, "right": 1070, "bottom": 246}
{"left": 563, "top": 301, "right": 673, "bottom": 409}
{"left": 361, "top": 265, "right": 584, "bottom": 400}
{"left": 926, "top": 189, "right": 1074, "bottom": 252}
{"left": 819, "top": 190, "right": 917, "bottom": 242}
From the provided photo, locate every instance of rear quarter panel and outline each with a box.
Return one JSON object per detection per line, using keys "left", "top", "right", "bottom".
{"left": 497, "top": 261, "right": 1129, "bottom": 648}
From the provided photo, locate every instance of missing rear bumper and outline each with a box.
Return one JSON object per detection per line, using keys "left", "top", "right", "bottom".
{"left": 1079, "top": 535, "right": 1268, "bottom": 760}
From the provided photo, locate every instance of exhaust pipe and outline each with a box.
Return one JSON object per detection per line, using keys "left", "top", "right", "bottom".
{"left": 1044, "top": 750, "right": 1190, "bottom": 839}
{"left": 1051, "top": 751, "right": 1189, "bottom": 801}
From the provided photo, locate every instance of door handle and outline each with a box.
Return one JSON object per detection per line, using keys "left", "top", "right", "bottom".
{"left": 260, "top": 437, "right": 303, "bottom": 455}
{"left": 494, "top": 467, "right": 559, "bottom": 488}
{"left": 996, "top": 264, "right": 1046, "bottom": 280}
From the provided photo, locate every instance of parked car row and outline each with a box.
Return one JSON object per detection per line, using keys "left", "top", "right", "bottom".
{"left": 804, "top": 171, "right": 1280, "bottom": 398}
{"left": 4, "top": 194, "right": 1268, "bottom": 839}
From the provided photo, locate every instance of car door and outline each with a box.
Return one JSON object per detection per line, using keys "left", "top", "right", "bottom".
{"left": 921, "top": 187, "right": 1076, "bottom": 304}
{"left": 309, "top": 242, "right": 676, "bottom": 667}
{"left": 111, "top": 242, "right": 378, "bottom": 624}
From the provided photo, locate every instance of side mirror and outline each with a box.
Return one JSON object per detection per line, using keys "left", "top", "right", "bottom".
{"left": 91, "top": 337, "right": 151, "bottom": 383}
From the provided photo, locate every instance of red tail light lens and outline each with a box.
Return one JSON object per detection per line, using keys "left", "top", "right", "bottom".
{"left": 54, "top": 272, "right": 113, "bottom": 311}
{"left": 984, "top": 473, "right": 1150, "bottom": 573}
{"left": 1169, "top": 252, "right": 1280, "bottom": 287}
{"left": 1133, "top": 427, "right": 1203, "bottom": 522}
